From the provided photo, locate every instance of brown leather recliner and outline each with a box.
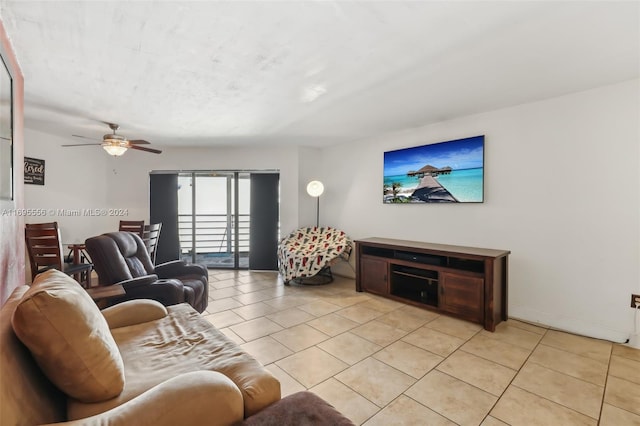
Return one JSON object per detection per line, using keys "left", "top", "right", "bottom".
{"left": 85, "top": 232, "right": 208, "bottom": 313}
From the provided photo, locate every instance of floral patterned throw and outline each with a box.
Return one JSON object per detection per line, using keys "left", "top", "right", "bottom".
{"left": 277, "top": 227, "right": 352, "bottom": 282}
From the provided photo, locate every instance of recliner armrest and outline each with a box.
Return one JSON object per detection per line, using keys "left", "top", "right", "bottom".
{"left": 42, "top": 371, "right": 244, "bottom": 426}
{"left": 155, "top": 261, "right": 206, "bottom": 279}
{"left": 155, "top": 260, "right": 186, "bottom": 269}
{"left": 122, "top": 277, "right": 186, "bottom": 307}
{"left": 101, "top": 299, "right": 168, "bottom": 329}
{"left": 116, "top": 275, "right": 186, "bottom": 307}
{"left": 118, "top": 274, "right": 159, "bottom": 290}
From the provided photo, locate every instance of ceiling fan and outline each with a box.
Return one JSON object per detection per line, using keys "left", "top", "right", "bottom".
{"left": 62, "top": 122, "right": 162, "bottom": 156}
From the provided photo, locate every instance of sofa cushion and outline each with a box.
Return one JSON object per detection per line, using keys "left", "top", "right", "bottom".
{"left": 67, "top": 303, "right": 281, "bottom": 420}
{"left": 11, "top": 269, "right": 125, "bottom": 403}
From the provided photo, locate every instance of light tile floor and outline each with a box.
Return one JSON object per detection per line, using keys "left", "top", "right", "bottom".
{"left": 203, "top": 270, "right": 640, "bottom": 426}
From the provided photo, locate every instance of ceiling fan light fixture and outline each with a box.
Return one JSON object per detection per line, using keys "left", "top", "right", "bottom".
{"left": 66, "top": 123, "right": 160, "bottom": 155}
{"left": 102, "top": 139, "right": 128, "bottom": 156}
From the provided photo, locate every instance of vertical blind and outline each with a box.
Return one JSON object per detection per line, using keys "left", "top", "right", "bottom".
{"left": 149, "top": 174, "right": 180, "bottom": 264}
{"left": 249, "top": 173, "right": 279, "bottom": 270}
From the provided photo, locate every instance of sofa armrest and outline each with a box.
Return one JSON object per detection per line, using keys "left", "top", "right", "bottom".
{"left": 155, "top": 261, "right": 206, "bottom": 279}
{"left": 101, "top": 299, "right": 168, "bottom": 329}
{"left": 42, "top": 371, "right": 244, "bottom": 426}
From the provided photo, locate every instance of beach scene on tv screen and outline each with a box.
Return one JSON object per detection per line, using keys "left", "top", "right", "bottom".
{"left": 383, "top": 135, "right": 484, "bottom": 203}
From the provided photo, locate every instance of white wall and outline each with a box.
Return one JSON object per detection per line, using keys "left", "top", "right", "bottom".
{"left": 297, "top": 146, "right": 324, "bottom": 228}
{"left": 100, "top": 145, "right": 303, "bottom": 239}
{"left": 24, "top": 136, "right": 303, "bottom": 245}
{"left": 320, "top": 79, "right": 640, "bottom": 343}
{"left": 23, "top": 80, "right": 639, "bottom": 342}
{"left": 23, "top": 129, "right": 111, "bottom": 244}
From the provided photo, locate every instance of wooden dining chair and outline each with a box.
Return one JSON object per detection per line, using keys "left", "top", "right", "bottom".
{"left": 25, "top": 222, "right": 93, "bottom": 287}
{"left": 118, "top": 220, "right": 145, "bottom": 238}
{"left": 143, "top": 223, "right": 162, "bottom": 265}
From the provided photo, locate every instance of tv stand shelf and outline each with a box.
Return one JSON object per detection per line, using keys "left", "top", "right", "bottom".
{"left": 355, "top": 238, "right": 510, "bottom": 331}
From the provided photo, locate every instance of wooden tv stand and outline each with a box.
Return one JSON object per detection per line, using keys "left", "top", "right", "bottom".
{"left": 355, "top": 238, "right": 510, "bottom": 331}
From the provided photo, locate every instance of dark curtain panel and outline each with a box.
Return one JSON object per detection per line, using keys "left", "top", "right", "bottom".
{"left": 249, "top": 173, "right": 279, "bottom": 270}
{"left": 150, "top": 173, "right": 180, "bottom": 264}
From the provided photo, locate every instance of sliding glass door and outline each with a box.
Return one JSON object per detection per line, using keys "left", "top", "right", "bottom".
{"left": 152, "top": 170, "right": 279, "bottom": 270}
{"left": 177, "top": 172, "right": 250, "bottom": 268}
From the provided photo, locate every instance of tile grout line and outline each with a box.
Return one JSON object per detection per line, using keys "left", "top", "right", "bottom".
{"left": 478, "top": 326, "right": 549, "bottom": 425}
{"left": 205, "top": 273, "right": 639, "bottom": 424}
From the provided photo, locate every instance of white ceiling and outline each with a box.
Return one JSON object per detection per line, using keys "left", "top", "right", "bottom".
{"left": 1, "top": 1, "right": 638, "bottom": 149}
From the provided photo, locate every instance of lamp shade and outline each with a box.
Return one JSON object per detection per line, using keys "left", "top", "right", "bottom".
{"left": 306, "top": 180, "right": 324, "bottom": 197}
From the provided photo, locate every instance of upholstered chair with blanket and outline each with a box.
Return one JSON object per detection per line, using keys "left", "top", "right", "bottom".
{"left": 85, "top": 231, "right": 208, "bottom": 312}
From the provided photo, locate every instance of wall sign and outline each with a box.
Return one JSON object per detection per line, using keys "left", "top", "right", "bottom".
{"left": 24, "top": 157, "right": 45, "bottom": 185}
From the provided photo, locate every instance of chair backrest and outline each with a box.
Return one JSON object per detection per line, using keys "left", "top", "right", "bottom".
{"left": 85, "top": 232, "right": 155, "bottom": 285}
{"left": 143, "top": 223, "right": 162, "bottom": 264}
{"left": 25, "top": 222, "right": 64, "bottom": 280}
{"left": 118, "top": 220, "right": 145, "bottom": 238}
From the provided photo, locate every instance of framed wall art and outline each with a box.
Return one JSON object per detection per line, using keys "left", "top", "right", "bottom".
{"left": 383, "top": 135, "right": 484, "bottom": 203}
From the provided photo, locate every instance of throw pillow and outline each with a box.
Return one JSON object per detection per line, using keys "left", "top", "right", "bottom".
{"left": 11, "top": 269, "right": 125, "bottom": 402}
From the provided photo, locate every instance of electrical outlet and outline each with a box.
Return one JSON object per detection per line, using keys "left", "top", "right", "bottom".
{"left": 632, "top": 294, "right": 640, "bottom": 308}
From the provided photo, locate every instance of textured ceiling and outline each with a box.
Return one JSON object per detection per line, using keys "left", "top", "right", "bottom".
{"left": 0, "top": 1, "right": 638, "bottom": 148}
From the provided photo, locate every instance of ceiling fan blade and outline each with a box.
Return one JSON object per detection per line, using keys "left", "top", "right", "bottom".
{"left": 129, "top": 145, "right": 162, "bottom": 154}
{"left": 127, "top": 139, "right": 150, "bottom": 145}
{"left": 61, "top": 143, "right": 102, "bottom": 147}
{"left": 72, "top": 134, "right": 101, "bottom": 141}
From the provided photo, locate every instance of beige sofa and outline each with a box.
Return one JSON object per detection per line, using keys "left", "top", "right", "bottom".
{"left": 0, "top": 270, "right": 281, "bottom": 425}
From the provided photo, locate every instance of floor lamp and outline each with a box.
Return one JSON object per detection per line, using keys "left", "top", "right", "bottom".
{"left": 306, "top": 180, "right": 324, "bottom": 228}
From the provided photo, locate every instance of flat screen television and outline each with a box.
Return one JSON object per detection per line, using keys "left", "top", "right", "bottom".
{"left": 383, "top": 135, "right": 484, "bottom": 203}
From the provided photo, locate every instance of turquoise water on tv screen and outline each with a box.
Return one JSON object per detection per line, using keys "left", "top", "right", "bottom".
{"left": 383, "top": 174, "right": 421, "bottom": 188}
{"left": 437, "top": 168, "right": 483, "bottom": 202}
{"left": 384, "top": 168, "right": 483, "bottom": 202}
